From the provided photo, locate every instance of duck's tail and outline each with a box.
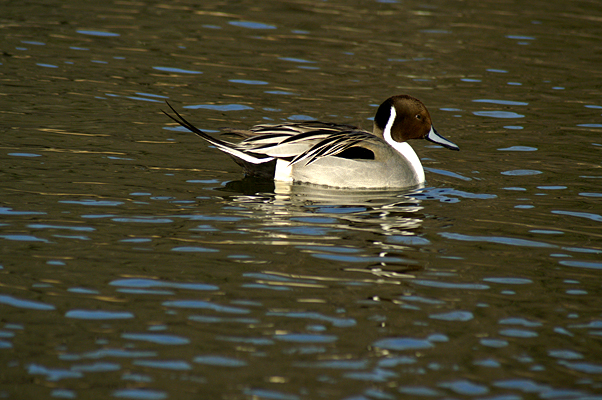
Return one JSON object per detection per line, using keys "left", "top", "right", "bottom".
{"left": 162, "top": 102, "right": 275, "bottom": 166}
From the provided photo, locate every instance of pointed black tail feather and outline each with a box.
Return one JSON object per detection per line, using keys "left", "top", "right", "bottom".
{"left": 162, "top": 101, "right": 234, "bottom": 148}
{"left": 162, "top": 101, "right": 275, "bottom": 166}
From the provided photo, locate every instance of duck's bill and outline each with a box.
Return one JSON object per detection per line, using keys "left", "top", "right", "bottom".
{"left": 425, "top": 126, "right": 459, "bottom": 151}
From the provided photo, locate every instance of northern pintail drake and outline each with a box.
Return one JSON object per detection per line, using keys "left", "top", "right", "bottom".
{"left": 163, "top": 95, "right": 459, "bottom": 189}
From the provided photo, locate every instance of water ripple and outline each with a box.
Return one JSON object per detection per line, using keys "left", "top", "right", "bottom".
{"left": 373, "top": 337, "right": 434, "bottom": 351}
{"left": 0, "top": 234, "right": 50, "bottom": 243}
{"left": 60, "top": 200, "right": 124, "bottom": 206}
{"left": 229, "top": 79, "right": 268, "bottom": 85}
{"left": 185, "top": 104, "right": 253, "bottom": 111}
{"left": 113, "top": 389, "right": 167, "bottom": 400}
{"left": 548, "top": 350, "right": 583, "bottom": 360}
{"left": 171, "top": 246, "right": 219, "bottom": 253}
{"left": 189, "top": 315, "right": 259, "bottom": 324}
{"left": 424, "top": 168, "right": 472, "bottom": 181}
{"left": 61, "top": 349, "right": 156, "bottom": 360}
{"left": 132, "top": 360, "right": 192, "bottom": 370}
{"left": 194, "top": 355, "right": 247, "bottom": 367}
{"left": 415, "top": 188, "right": 496, "bottom": 202}
{"left": 266, "top": 311, "right": 356, "bottom": 327}
{"left": 439, "top": 380, "right": 489, "bottom": 396}
{"left": 558, "top": 361, "right": 602, "bottom": 374}
{"left": 552, "top": 210, "right": 602, "bottom": 222}
{"left": 65, "top": 310, "right": 133, "bottom": 319}
{"left": 429, "top": 311, "right": 474, "bottom": 321}
{"left": 71, "top": 362, "right": 121, "bottom": 372}
{"left": 501, "top": 169, "right": 543, "bottom": 176}
{"left": 229, "top": 21, "right": 277, "bottom": 29}
{"left": 499, "top": 318, "right": 542, "bottom": 327}
{"left": 217, "top": 336, "right": 274, "bottom": 345}
{"left": 499, "top": 329, "right": 538, "bottom": 338}
{"left": 498, "top": 146, "right": 537, "bottom": 151}
{"left": 163, "top": 300, "right": 250, "bottom": 314}
{"left": 483, "top": 277, "right": 532, "bottom": 284}
{"left": 279, "top": 57, "right": 316, "bottom": 64}
{"left": 473, "top": 111, "right": 524, "bottom": 118}
{"left": 110, "top": 278, "right": 219, "bottom": 291}
{"left": 9, "top": 152, "right": 43, "bottom": 157}
{"left": 27, "top": 364, "right": 82, "bottom": 381}
{"left": 51, "top": 389, "right": 76, "bottom": 398}
{"left": 273, "top": 333, "right": 337, "bottom": 343}
{"left": 245, "top": 389, "right": 302, "bottom": 400}
{"left": 295, "top": 359, "right": 368, "bottom": 369}
{"left": 0, "top": 295, "right": 55, "bottom": 310}
{"left": 413, "top": 280, "right": 490, "bottom": 290}
{"left": 112, "top": 217, "right": 173, "bottom": 223}
{"left": 440, "top": 232, "right": 556, "bottom": 248}
{"left": 559, "top": 260, "right": 602, "bottom": 270}
{"left": 76, "top": 30, "right": 120, "bottom": 37}
{"left": 121, "top": 333, "right": 190, "bottom": 345}
{"left": 399, "top": 386, "right": 442, "bottom": 396}
{"left": 152, "top": 66, "right": 202, "bottom": 74}
{"left": 473, "top": 99, "right": 528, "bottom": 106}
{"left": 0, "top": 207, "right": 45, "bottom": 215}
{"left": 344, "top": 367, "right": 398, "bottom": 382}
{"left": 28, "top": 224, "right": 95, "bottom": 231}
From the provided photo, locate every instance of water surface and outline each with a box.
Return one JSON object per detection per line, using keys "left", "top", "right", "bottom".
{"left": 2, "top": 0, "right": 602, "bottom": 399}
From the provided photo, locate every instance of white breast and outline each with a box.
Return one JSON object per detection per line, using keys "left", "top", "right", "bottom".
{"left": 389, "top": 141, "right": 425, "bottom": 184}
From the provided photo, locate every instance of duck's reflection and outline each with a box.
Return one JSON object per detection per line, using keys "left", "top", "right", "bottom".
{"left": 224, "top": 177, "right": 423, "bottom": 207}
{"left": 221, "top": 178, "right": 427, "bottom": 278}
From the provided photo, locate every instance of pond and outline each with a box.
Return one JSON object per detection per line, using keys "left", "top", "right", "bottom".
{"left": 1, "top": 0, "right": 602, "bottom": 399}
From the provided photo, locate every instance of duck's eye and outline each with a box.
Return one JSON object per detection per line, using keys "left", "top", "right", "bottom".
{"left": 416, "top": 114, "right": 422, "bottom": 120}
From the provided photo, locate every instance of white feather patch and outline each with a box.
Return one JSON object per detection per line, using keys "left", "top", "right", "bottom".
{"left": 274, "top": 159, "right": 293, "bottom": 182}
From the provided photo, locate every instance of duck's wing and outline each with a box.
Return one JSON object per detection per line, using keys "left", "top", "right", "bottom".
{"left": 163, "top": 103, "right": 378, "bottom": 166}
{"left": 287, "top": 130, "right": 382, "bottom": 166}
{"left": 232, "top": 123, "right": 361, "bottom": 158}
{"left": 223, "top": 121, "right": 360, "bottom": 139}
{"left": 241, "top": 128, "right": 383, "bottom": 165}
{"left": 235, "top": 129, "right": 337, "bottom": 159}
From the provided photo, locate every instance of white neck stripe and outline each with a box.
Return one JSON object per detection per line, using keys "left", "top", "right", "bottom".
{"left": 382, "top": 105, "right": 396, "bottom": 146}
{"left": 381, "top": 104, "right": 424, "bottom": 182}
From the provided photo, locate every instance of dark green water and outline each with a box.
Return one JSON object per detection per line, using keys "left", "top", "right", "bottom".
{"left": 1, "top": 0, "right": 602, "bottom": 399}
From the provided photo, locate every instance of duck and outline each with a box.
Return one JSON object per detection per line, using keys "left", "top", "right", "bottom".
{"left": 163, "top": 94, "right": 459, "bottom": 189}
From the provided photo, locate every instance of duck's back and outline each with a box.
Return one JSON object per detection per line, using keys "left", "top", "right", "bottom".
{"left": 223, "top": 121, "right": 360, "bottom": 139}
